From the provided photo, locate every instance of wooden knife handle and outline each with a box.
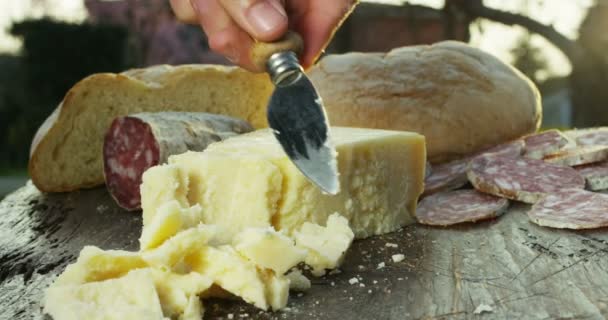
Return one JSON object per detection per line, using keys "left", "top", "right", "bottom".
{"left": 250, "top": 31, "right": 304, "bottom": 73}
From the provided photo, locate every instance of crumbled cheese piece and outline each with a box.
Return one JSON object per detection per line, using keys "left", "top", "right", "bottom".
{"left": 474, "top": 304, "right": 494, "bottom": 315}
{"left": 385, "top": 243, "right": 398, "bottom": 248}
{"left": 348, "top": 278, "right": 359, "bottom": 285}
{"left": 377, "top": 262, "right": 386, "bottom": 269}
{"left": 392, "top": 254, "right": 405, "bottom": 263}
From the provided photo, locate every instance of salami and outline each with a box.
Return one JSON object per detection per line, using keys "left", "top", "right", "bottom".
{"left": 543, "top": 145, "right": 608, "bottom": 167}
{"left": 423, "top": 140, "right": 524, "bottom": 196}
{"left": 103, "top": 112, "right": 253, "bottom": 210}
{"left": 523, "top": 129, "right": 574, "bottom": 159}
{"left": 467, "top": 156, "right": 585, "bottom": 204}
{"left": 475, "top": 139, "right": 525, "bottom": 159}
{"left": 570, "top": 127, "right": 608, "bottom": 146}
{"left": 423, "top": 158, "right": 469, "bottom": 196}
{"left": 416, "top": 189, "right": 509, "bottom": 226}
{"left": 575, "top": 161, "right": 608, "bottom": 191}
{"left": 528, "top": 188, "right": 608, "bottom": 229}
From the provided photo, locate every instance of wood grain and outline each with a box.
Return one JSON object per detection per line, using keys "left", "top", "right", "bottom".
{"left": 1, "top": 183, "right": 607, "bottom": 319}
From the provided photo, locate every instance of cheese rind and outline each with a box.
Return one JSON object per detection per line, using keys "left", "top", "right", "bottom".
{"left": 233, "top": 227, "right": 307, "bottom": 275}
{"left": 158, "top": 127, "right": 426, "bottom": 239}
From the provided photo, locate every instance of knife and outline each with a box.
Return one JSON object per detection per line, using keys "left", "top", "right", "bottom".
{"left": 251, "top": 31, "right": 340, "bottom": 195}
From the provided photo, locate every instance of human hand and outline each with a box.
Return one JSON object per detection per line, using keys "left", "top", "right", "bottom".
{"left": 169, "top": 0, "right": 358, "bottom": 72}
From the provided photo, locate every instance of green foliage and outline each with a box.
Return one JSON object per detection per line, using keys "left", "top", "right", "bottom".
{"left": 0, "top": 18, "right": 131, "bottom": 170}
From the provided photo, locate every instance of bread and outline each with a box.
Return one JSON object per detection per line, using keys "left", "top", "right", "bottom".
{"left": 30, "top": 41, "right": 541, "bottom": 193}
{"left": 29, "top": 65, "right": 273, "bottom": 192}
{"left": 308, "top": 40, "right": 542, "bottom": 163}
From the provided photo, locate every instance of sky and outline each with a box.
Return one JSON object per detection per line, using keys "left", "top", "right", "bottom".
{"left": 0, "top": 0, "right": 594, "bottom": 78}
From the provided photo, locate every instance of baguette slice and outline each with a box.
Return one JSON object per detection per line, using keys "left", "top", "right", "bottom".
{"left": 29, "top": 64, "right": 273, "bottom": 192}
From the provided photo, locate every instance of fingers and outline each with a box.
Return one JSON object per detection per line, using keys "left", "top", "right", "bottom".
{"left": 218, "top": 0, "right": 288, "bottom": 42}
{"left": 287, "top": 0, "right": 358, "bottom": 69}
{"left": 189, "top": 0, "right": 258, "bottom": 71}
{"left": 169, "top": 0, "right": 198, "bottom": 24}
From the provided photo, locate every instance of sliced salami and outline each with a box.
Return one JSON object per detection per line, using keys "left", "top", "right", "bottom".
{"left": 423, "top": 140, "right": 524, "bottom": 197}
{"left": 467, "top": 156, "right": 585, "bottom": 204}
{"left": 475, "top": 139, "right": 525, "bottom": 159}
{"left": 543, "top": 145, "right": 608, "bottom": 167}
{"left": 423, "top": 158, "right": 469, "bottom": 196}
{"left": 575, "top": 161, "right": 608, "bottom": 191}
{"left": 103, "top": 112, "right": 253, "bottom": 211}
{"left": 528, "top": 188, "right": 608, "bottom": 229}
{"left": 416, "top": 189, "right": 509, "bottom": 226}
{"left": 523, "top": 129, "right": 574, "bottom": 159}
{"left": 569, "top": 127, "right": 608, "bottom": 146}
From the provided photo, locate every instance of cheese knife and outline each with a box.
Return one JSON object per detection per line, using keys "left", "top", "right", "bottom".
{"left": 251, "top": 31, "right": 340, "bottom": 195}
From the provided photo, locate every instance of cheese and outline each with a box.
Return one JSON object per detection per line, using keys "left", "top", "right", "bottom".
{"left": 149, "top": 269, "right": 212, "bottom": 318}
{"left": 141, "top": 225, "right": 216, "bottom": 269}
{"left": 294, "top": 213, "right": 354, "bottom": 276}
{"left": 233, "top": 227, "right": 307, "bottom": 275}
{"left": 285, "top": 269, "right": 311, "bottom": 291}
{"left": 179, "top": 295, "right": 204, "bottom": 320}
{"left": 54, "top": 246, "right": 147, "bottom": 286}
{"left": 186, "top": 245, "right": 289, "bottom": 310}
{"left": 44, "top": 270, "right": 165, "bottom": 320}
{"left": 140, "top": 164, "right": 190, "bottom": 225}
{"left": 139, "top": 200, "right": 205, "bottom": 250}
{"left": 159, "top": 127, "right": 426, "bottom": 239}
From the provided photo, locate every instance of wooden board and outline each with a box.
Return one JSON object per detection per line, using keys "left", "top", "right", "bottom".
{"left": 2, "top": 182, "right": 608, "bottom": 319}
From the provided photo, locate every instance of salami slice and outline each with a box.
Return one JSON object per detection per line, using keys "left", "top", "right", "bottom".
{"left": 103, "top": 112, "right": 253, "bottom": 210}
{"left": 569, "top": 127, "right": 608, "bottom": 146}
{"left": 575, "top": 161, "right": 608, "bottom": 191}
{"left": 423, "top": 140, "right": 524, "bottom": 197}
{"left": 523, "top": 129, "right": 574, "bottom": 159}
{"left": 423, "top": 158, "right": 469, "bottom": 196}
{"left": 528, "top": 188, "right": 608, "bottom": 229}
{"left": 416, "top": 189, "right": 509, "bottom": 226}
{"left": 467, "top": 156, "right": 585, "bottom": 204}
{"left": 543, "top": 145, "right": 608, "bottom": 167}
{"left": 475, "top": 139, "right": 525, "bottom": 159}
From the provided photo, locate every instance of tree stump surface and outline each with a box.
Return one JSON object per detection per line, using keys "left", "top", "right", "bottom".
{"left": 1, "top": 182, "right": 607, "bottom": 319}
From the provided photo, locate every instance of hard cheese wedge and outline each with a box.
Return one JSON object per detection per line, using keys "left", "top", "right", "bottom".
{"left": 151, "top": 127, "right": 426, "bottom": 239}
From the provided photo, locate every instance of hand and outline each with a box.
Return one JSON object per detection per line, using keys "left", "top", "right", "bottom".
{"left": 170, "top": 0, "right": 358, "bottom": 72}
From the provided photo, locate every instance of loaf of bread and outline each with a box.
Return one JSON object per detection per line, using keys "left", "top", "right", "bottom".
{"left": 29, "top": 41, "right": 541, "bottom": 192}
{"left": 308, "top": 41, "right": 542, "bottom": 164}
{"left": 29, "top": 65, "right": 273, "bottom": 192}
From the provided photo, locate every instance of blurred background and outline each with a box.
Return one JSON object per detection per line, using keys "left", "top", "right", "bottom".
{"left": 0, "top": 0, "right": 605, "bottom": 198}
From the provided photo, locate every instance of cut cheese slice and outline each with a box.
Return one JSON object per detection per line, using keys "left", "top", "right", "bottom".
{"left": 44, "top": 270, "right": 165, "bottom": 320}
{"left": 233, "top": 227, "right": 306, "bottom": 275}
{"left": 294, "top": 213, "right": 354, "bottom": 276}
{"left": 186, "top": 245, "right": 289, "bottom": 311}
{"left": 139, "top": 200, "right": 205, "bottom": 250}
{"left": 140, "top": 164, "right": 190, "bottom": 225}
{"left": 160, "top": 127, "right": 426, "bottom": 239}
{"left": 54, "top": 246, "right": 147, "bottom": 286}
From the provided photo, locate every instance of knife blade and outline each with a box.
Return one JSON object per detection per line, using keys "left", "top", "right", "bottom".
{"left": 251, "top": 32, "right": 340, "bottom": 195}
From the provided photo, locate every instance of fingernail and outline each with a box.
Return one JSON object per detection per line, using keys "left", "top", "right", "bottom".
{"left": 245, "top": 1, "right": 287, "bottom": 34}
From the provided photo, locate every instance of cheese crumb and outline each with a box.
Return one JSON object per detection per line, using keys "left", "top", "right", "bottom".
{"left": 392, "top": 254, "right": 405, "bottom": 263}
{"left": 373, "top": 280, "right": 378, "bottom": 284}
{"left": 473, "top": 304, "right": 494, "bottom": 314}
{"left": 377, "top": 262, "right": 386, "bottom": 269}
{"left": 348, "top": 277, "right": 359, "bottom": 285}
{"left": 359, "top": 283, "right": 365, "bottom": 288}
{"left": 228, "top": 314, "right": 234, "bottom": 319}
{"left": 385, "top": 243, "right": 398, "bottom": 248}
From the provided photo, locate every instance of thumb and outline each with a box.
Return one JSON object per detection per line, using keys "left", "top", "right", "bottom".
{"left": 218, "top": 0, "right": 288, "bottom": 41}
